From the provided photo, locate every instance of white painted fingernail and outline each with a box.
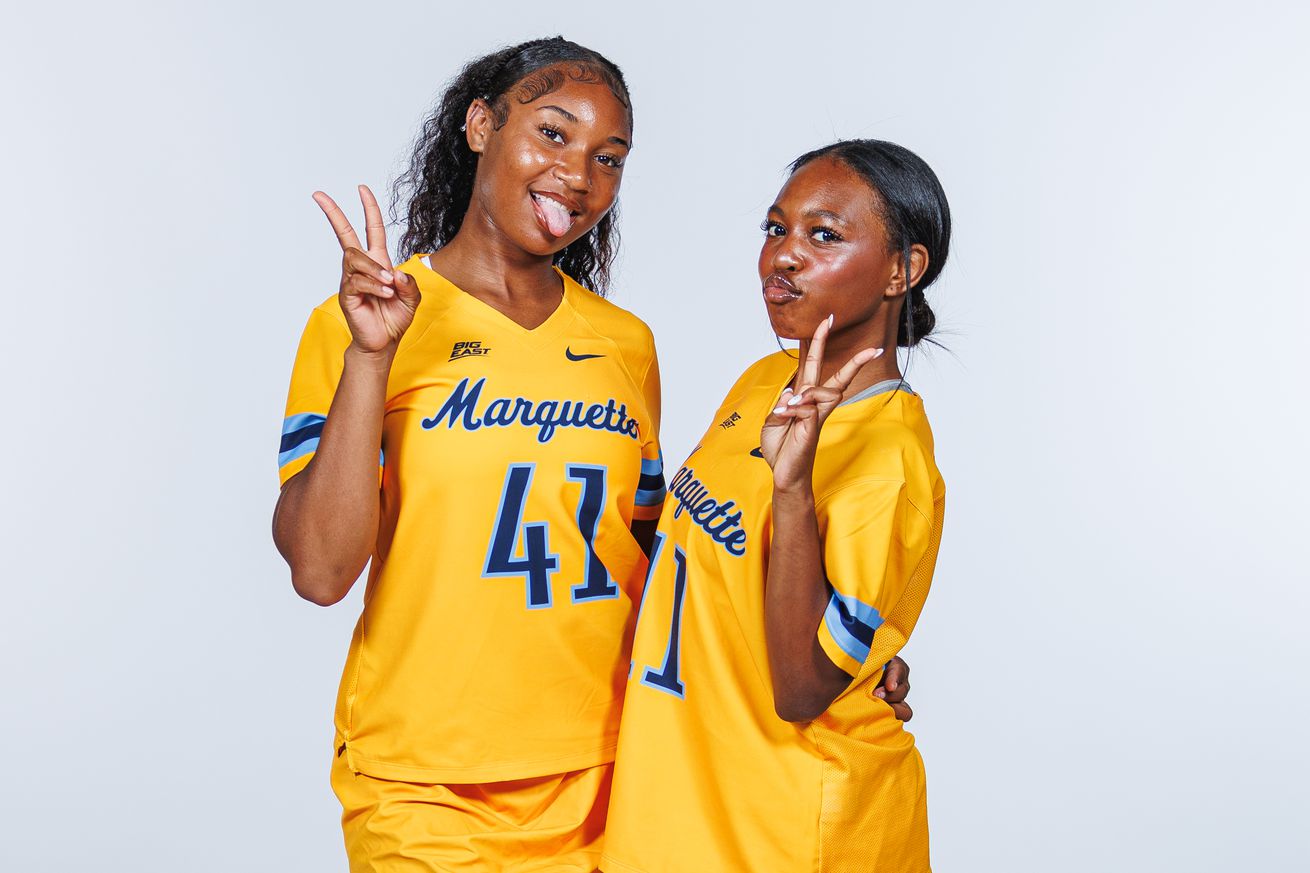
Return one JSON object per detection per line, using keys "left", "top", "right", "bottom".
{"left": 772, "top": 406, "right": 786, "bottom": 414}
{"left": 787, "top": 394, "right": 804, "bottom": 406}
{"left": 873, "top": 348, "right": 884, "bottom": 358}
{"left": 827, "top": 314, "right": 834, "bottom": 328}
{"left": 782, "top": 387, "right": 793, "bottom": 395}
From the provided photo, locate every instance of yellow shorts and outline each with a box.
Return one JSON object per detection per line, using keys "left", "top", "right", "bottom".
{"left": 330, "top": 746, "right": 611, "bottom": 872}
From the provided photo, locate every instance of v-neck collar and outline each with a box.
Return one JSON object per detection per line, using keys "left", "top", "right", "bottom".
{"left": 403, "top": 255, "right": 579, "bottom": 348}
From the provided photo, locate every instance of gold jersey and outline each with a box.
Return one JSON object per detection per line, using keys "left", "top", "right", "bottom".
{"left": 603, "top": 351, "right": 944, "bottom": 873}
{"left": 279, "top": 256, "right": 665, "bottom": 782}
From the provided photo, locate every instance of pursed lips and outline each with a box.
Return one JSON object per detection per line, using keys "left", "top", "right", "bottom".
{"left": 763, "top": 273, "right": 801, "bottom": 303}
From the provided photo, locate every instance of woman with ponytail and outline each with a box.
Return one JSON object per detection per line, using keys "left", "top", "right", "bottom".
{"left": 604, "top": 139, "right": 950, "bottom": 873}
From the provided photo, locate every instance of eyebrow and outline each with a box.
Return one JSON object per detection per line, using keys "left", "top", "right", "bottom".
{"left": 805, "top": 208, "right": 848, "bottom": 224}
{"left": 539, "top": 105, "right": 631, "bottom": 150}
{"left": 766, "top": 205, "right": 847, "bottom": 224}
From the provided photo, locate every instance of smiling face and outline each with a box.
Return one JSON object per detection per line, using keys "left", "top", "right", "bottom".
{"left": 758, "top": 156, "right": 909, "bottom": 346}
{"left": 465, "top": 67, "right": 631, "bottom": 257}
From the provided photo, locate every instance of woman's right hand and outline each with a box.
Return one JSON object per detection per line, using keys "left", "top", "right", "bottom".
{"left": 313, "top": 185, "right": 421, "bottom": 353}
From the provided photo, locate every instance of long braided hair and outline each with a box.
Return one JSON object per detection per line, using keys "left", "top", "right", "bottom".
{"left": 391, "top": 37, "right": 632, "bottom": 296}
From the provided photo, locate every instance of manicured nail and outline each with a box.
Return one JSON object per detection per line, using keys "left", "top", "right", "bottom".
{"left": 786, "top": 394, "right": 804, "bottom": 406}
{"left": 772, "top": 406, "right": 786, "bottom": 414}
{"left": 782, "top": 387, "right": 793, "bottom": 395}
{"left": 872, "top": 348, "right": 885, "bottom": 358}
{"left": 380, "top": 270, "right": 394, "bottom": 283}
{"left": 827, "top": 313, "right": 834, "bottom": 328}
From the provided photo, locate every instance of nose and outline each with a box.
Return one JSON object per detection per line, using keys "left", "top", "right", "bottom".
{"left": 771, "top": 232, "right": 803, "bottom": 272}
{"left": 554, "top": 149, "right": 591, "bottom": 194}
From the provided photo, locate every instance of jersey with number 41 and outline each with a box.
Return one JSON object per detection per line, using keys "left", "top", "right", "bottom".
{"left": 279, "top": 255, "right": 665, "bottom": 783}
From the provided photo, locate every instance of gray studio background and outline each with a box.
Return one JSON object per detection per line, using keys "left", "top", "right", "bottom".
{"left": 2, "top": 1, "right": 1306, "bottom": 869}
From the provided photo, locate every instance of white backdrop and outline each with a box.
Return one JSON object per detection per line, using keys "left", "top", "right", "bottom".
{"left": 2, "top": 1, "right": 1307, "bottom": 870}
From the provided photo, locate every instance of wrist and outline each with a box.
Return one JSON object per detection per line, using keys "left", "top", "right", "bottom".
{"left": 344, "top": 342, "right": 396, "bottom": 373}
{"left": 772, "top": 483, "right": 815, "bottom": 511}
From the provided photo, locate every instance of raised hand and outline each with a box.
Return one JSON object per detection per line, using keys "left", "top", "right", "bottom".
{"left": 313, "top": 185, "right": 420, "bottom": 354}
{"left": 759, "top": 316, "right": 882, "bottom": 493}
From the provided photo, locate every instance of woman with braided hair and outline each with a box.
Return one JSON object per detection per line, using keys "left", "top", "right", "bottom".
{"left": 273, "top": 38, "right": 913, "bottom": 871}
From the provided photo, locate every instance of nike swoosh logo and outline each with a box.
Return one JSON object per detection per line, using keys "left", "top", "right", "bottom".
{"left": 749, "top": 447, "right": 764, "bottom": 458}
{"left": 565, "top": 347, "right": 605, "bottom": 361}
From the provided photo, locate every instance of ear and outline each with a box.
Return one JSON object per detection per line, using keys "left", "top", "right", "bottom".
{"left": 887, "top": 243, "right": 930, "bottom": 299}
{"left": 465, "top": 98, "right": 494, "bottom": 154}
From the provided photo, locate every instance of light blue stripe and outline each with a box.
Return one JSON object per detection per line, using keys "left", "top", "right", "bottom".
{"left": 641, "top": 455, "right": 664, "bottom": 476}
{"left": 824, "top": 604, "right": 871, "bottom": 664}
{"left": 635, "top": 485, "right": 667, "bottom": 506}
{"left": 832, "top": 590, "right": 883, "bottom": 630}
{"left": 823, "top": 592, "right": 884, "bottom": 665}
{"left": 282, "top": 412, "right": 326, "bottom": 435}
{"left": 279, "top": 436, "right": 319, "bottom": 468}
{"left": 278, "top": 441, "right": 384, "bottom": 469}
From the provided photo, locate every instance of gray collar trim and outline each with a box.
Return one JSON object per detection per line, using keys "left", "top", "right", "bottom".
{"left": 839, "top": 378, "right": 915, "bottom": 406}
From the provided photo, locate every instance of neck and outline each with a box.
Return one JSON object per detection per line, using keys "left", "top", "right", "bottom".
{"left": 427, "top": 204, "right": 562, "bottom": 303}
{"left": 798, "top": 305, "right": 903, "bottom": 399}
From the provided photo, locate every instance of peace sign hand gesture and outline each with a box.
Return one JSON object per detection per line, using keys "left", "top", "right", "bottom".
{"left": 313, "top": 185, "right": 421, "bottom": 354}
{"left": 760, "top": 317, "right": 883, "bottom": 493}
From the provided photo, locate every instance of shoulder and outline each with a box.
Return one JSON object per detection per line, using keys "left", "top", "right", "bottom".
{"left": 563, "top": 274, "right": 658, "bottom": 376}
{"left": 566, "top": 275, "right": 654, "bottom": 347}
{"left": 307, "top": 294, "right": 350, "bottom": 330}
{"left": 817, "top": 393, "right": 943, "bottom": 517}
{"left": 718, "top": 350, "right": 795, "bottom": 402}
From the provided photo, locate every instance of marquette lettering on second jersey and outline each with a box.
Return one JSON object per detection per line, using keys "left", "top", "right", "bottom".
{"left": 667, "top": 466, "right": 748, "bottom": 556}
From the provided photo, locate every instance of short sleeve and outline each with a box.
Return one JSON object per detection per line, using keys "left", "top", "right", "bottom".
{"left": 813, "top": 477, "right": 932, "bottom": 679}
{"left": 631, "top": 331, "right": 666, "bottom": 521}
{"left": 277, "top": 306, "right": 366, "bottom": 485}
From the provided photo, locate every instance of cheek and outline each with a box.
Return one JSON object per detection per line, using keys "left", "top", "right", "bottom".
{"left": 590, "top": 169, "right": 622, "bottom": 210}
{"left": 798, "top": 255, "right": 883, "bottom": 324}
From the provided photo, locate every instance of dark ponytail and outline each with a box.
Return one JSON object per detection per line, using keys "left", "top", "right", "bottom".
{"left": 790, "top": 140, "right": 951, "bottom": 347}
{"left": 392, "top": 37, "right": 632, "bottom": 295}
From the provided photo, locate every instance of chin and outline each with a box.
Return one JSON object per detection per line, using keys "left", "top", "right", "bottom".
{"left": 765, "top": 312, "right": 802, "bottom": 341}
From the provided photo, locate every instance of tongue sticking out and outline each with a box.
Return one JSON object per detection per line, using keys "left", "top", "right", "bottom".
{"left": 537, "top": 196, "right": 575, "bottom": 237}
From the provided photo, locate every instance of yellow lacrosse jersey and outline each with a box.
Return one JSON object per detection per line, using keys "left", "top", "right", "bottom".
{"left": 602, "top": 351, "right": 945, "bottom": 873}
{"left": 279, "top": 255, "right": 666, "bottom": 783}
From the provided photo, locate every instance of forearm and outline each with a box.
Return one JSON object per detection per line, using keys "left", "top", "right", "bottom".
{"left": 273, "top": 344, "right": 392, "bottom": 604}
{"left": 765, "top": 486, "right": 852, "bottom": 722}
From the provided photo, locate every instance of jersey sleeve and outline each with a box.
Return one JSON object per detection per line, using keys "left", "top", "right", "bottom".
{"left": 278, "top": 306, "right": 372, "bottom": 485}
{"left": 631, "top": 328, "right": 666, "bottom": 521}
{"left": 813, "top": 475, "right": 934, "bottom": 679}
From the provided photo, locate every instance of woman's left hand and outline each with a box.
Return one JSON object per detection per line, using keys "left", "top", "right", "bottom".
{"left": 760, "top": 316, "right": 882, "bottom": 492}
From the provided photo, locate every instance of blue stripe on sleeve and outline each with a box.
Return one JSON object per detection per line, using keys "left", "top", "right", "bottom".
{"left": 823, "top": 589, "right": 884, "bottom": 666}
{"left": 279, "top": 436, "right": 320, "bottom": 468}
{"left": 278, "top": 413, "right": 384, "bottom": 470}
{"left": 278, "top": 440, "right": 384, "bottom": 470}
{"left": 280, "top": 413, "right": 326, "bottom": 453}
{"left": 635, "top": 483, "right": 667, "bottom": 507}
{"left": 635, "top": 451, "right": 665, "bottom": 506}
